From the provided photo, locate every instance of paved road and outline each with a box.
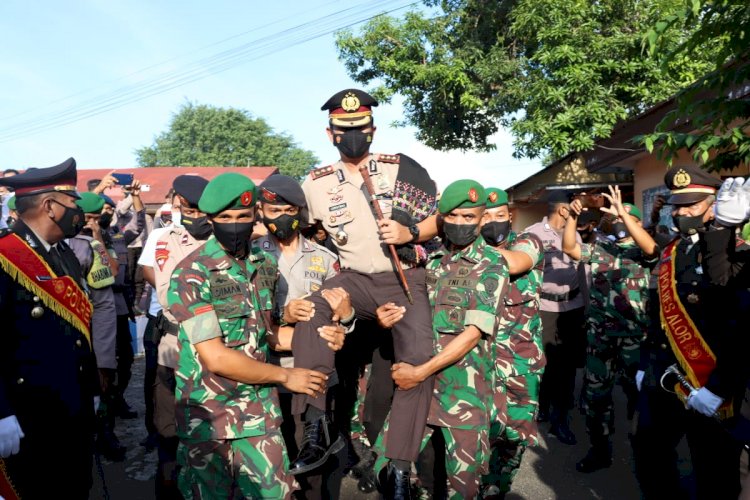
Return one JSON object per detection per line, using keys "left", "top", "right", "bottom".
{"left": 92, "top": 356, "right": 690, "bottom": 499}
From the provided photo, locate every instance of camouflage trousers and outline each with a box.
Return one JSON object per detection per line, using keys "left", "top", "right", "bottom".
{"left": 484, "top": 371, "right": 541, "bottom": 494}
{"left": 350, "top": 364, "right": 370, "bottom": 445}
{"left": 581, "top": 326, "right": 642, "bottom": 438}
{"left": 177, "top": 431, "right": 298, "bottom": 499}
{"left": 374, "top": 420, "right": 489, "bottom": 499}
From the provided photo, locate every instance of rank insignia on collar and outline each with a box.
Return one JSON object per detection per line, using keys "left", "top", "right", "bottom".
{"left": 336, "top": 169, "right": 345, "bottom": 183}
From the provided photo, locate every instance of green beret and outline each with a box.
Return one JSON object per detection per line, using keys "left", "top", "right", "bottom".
{"left": 485, "top": 187, "right": 508, "bottom": 208}
{"left": 438, "top": 179, "right": 486, "bottom": 214}
{"left": 7, "top": 196, "right": 16, "bottom": 211}
{"left": 623, "top": 203, "right": 642, "bottom": 221}
{"left": 199, "top": 173, "right": 257, "bottom": 215}
{"left": 76, "top": 191, "right": 105, "bottom": 214}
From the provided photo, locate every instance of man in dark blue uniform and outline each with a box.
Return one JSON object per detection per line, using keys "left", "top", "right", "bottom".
{"left": 0, "top": 158, "right": 97, "bottom": 499}
{"left": 631, "top": 165, "right": 745, "bottom": 499}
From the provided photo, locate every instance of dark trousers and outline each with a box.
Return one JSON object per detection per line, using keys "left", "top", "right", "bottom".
{"left": 115, "top": 314, "right": 135, "bottom": 398}
{"left": 631, "top": 381, "right": 742, "bottom": 499}
{"left": 143, "top": 314, "right": 158, "bottom": 436}
{"left": 292, "top": 268, "right": 434, "bottom": 462}
{"left": 538, "top": 308, "right": 586, "bottom": 413}
{"left": 127, "top": 247, "right": 145, "bottom": 304}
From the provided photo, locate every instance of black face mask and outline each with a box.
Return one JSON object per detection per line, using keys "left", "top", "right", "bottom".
{"left": 333, "top": 129, "right": 372, "bottom": 159}
{"left": 577, "top": 227, "right": 593, "bottom": 240}
{"left": 264, "top": 214, "right": 300, "bottom": 241}
{"left": 673, "top": 211, "right": 707, "bottom": 236}
{"left": 212, "top": 221, "right": 254, "bottom": 256}
{"left": 182, "top": 215, "right": 213, "bottom": 240}
{"left": 481, "top": 221, "right": 511, "bottom": 246}
{"left": 443, "top": 222, "right": 479, "bottom": 247}
{"left": 51, "top": 200, "right": 85, "bottom": 238}
{"left": 611, "top": 222, "right": 628, "bottom": 240}
{"left": 98, "top": 212, "right": 113, "bottom": 230}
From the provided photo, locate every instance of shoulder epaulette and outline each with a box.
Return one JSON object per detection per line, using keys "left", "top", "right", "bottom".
{"left": 378, "top": 154, "right": 400, "bottom": 164}
{"left": 310, "top": 165, "right": 336, "bottom": 180}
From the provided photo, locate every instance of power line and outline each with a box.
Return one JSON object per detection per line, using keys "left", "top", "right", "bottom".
{"left": 0, "top": 0, "right": 416, "bottom": 143}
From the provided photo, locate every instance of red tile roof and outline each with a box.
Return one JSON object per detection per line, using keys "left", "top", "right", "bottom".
{"left": 76, "top": 166, "right": 279, "bottom": 206}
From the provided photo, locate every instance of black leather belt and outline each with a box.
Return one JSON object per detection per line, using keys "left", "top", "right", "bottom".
{"left": 540, "top": 288, "right": 580, "bottom": 302}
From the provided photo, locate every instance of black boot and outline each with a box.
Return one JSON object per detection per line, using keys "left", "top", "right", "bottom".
{"left": 96, "top": 419, "right": 126, "bottom": 461}
{"left": 576, "top": 436, "right": 612, "bottom": 473}
{"left": 549, "top": 409, "right": 577, "bottom": 445}
{"left": 289, "top": 413, "right": 344, "bottom": 475}
{"left": 378, "top": 462, "right": 412, "bottom": 500}
{"left": 115, "top": 396, "right": 138, "bottom": 419}
{"left": 354, "top": 447, "right": 377, "bottom": 493}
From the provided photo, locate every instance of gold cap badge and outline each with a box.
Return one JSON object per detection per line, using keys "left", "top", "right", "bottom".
{"left": 341, "top": 92, "right": 361, "bottom": 112}
{"left": 673, "top": 169, "right": 691, "bottom": 188}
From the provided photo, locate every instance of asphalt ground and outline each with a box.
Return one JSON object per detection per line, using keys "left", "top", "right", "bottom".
{"left": 91, "top": 356, "right": 700, "bottom": 499}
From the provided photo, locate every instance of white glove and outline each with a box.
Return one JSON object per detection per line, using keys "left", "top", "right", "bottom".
{"left": 0, "top": 415, "right": 25, "bottom": 458}
{"left": 635, "top": 370, "right": 645, "bottom": 391}
{"left": 686, "top": 387, "right": 723, "bottom": 417}
{"left": 715, "top": 177, "right": 750, "bottom": 226}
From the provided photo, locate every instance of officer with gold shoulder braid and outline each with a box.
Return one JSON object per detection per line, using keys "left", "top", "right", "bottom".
{"left": 631, "top": 165, "right": 745, "bottom": 499}
{"left": 291, "top": 88, "right": 439, "bottom": 498}
{"left": 0, "top": 158, "right": 97, "bottom": 499}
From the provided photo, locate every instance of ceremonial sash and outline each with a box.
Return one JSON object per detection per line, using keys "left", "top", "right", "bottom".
{"left": 657, "top": 238, "right": 732, "bottom": 419}
{"left": 0, "top": 233, "right": 92, "bottom": 345}
{"left": 0, "top": 458, "right": 20, "bottom": 500}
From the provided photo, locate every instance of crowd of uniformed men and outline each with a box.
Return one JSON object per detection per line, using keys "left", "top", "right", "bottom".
{"left": 0, "top": 88, "right": 748, "bottom": 500}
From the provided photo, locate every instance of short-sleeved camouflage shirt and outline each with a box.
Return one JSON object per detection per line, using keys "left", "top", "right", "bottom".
{"left": 424, "top": 236, "right": 509, "bottom": 430}
{"left": 168, "top": 236, "right": 280, "bottom": 442}
{"left": 493, "top": 231, "right": 546, "bottom": 378}
{"left": 579, "top": 239, "right": 654, "bottom": 336}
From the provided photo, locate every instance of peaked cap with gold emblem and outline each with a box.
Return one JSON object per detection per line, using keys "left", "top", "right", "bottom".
{"left": 0, "top": 157, "right": 80, "bottom": 199}
{"left": 321, "top": 88, "right": 379, "bottom": 128}
{"left": 664, "top": 165, "right": 722, "bottom": 205}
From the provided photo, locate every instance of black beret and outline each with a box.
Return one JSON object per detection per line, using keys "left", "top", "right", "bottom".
{"left": 0, "top": 158, "right": 80, "bottom": 199}
{"left": 576, "top": 209, "right": 600, "bottom": 226}
{"left": 173, "top": 175, "right": 209, "bottom": 207}
{"left": 321, "top": 89, "right": 378, "bottom": 128}
{"left": 259, "top": 174, "right": 306, "bottom": 208}
{"left": 664, "top": 165, "right": 722, "bottom": 205}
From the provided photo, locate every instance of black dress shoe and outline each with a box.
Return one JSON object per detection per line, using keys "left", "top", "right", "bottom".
{"left": 289, "top": 414, "right": 345, "bottom": 475}
{"left": 378, "top": 462, "right": 412, "bottom": 500}
{"left": 549, "top": 421, "right": 577, "bottom": 445}
{"left": 116, "top": 398, "right": 138, "bottom": 419}
{"left": 97, "top": 429, "right": 126, "bottom": 462}
{"left": 576, "top": 447, "right": 612, "bottom": 473}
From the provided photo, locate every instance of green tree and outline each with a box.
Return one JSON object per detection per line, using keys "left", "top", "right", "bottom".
{"left": 335, "top": 0, "right": 717, "bottom": 160}
{"left": 641, "top": 0, "right": 750, "bottom": 172}
{"left": 135, "top": 102, "right": 318, "bottom": 178}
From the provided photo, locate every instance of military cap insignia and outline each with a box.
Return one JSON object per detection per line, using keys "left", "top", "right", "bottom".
{"left": 240, "top": 191, "right": 254, "bottom": 206}
{"left": 261, "top": 188, "right": 277, "bottom": 202}
{"left": 341, "top": 92, "right": 361, "bottom": 112}
{"left": 468, "top": 188, "right": 478, "bottom": 203}
{"left": 378, "top": 154, "right": 400, "bottom": 164}
{"left": 673, "top": 169, "right": 691, "bottom": 188}
{"left": 488, "top": 191, "right": 498, "bottom": 203}
{"left": 311, "top": 165, "right": 335, "bottom": 180}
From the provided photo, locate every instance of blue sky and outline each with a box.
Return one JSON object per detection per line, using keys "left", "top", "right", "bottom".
{"left": 0, "top": 0, "right": 543, "bottom": 190}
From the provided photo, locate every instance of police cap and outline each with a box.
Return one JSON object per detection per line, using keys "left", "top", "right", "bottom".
{"left": 321, "top": 89, "right": 378, "bottom": 128}
{"left": 664, "top": 165, "right": 721, "bottom": 205}
{"left": 199, "top": 173, "right": 256, "bottom": 215}
{"left": 0, "top": 158, "right": 80, "bottom": 199}
{"left": 485, "top": 187, "right": 509, "bottom": 208}
{"left": 438, "top": 179, "right": 485, "bottom": 214}
{"left": 173, "top": 175, "right": 209, "bottom": 208}
{"left": 259, "top": 174, "right": 306, "bottom": 208}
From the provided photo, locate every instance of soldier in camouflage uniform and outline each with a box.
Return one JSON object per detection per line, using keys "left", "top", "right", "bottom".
{"left": 477, "top": 188, "right": 546, "bottom": 498}
{"left": 167, "top": 173, "right": 344, "bottom": 499}
{"left": 376, "top": 180, "right": 510, "bottom": 498}
{"left": 562, "top": 185, "right": 658, "bottom": 473}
